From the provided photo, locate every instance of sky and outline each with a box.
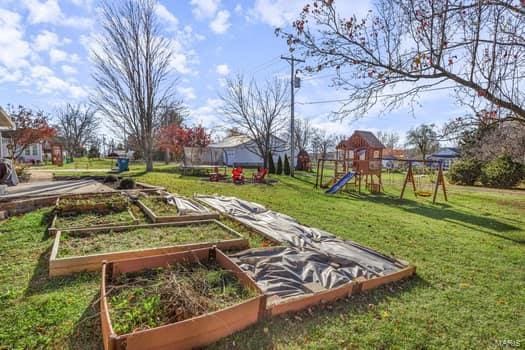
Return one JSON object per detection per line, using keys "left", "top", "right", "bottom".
{"left": 0, "top": 0, "right": 462, "bottom": 145}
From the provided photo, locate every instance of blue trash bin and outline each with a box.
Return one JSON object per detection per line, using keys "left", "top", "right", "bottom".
{"left": 117, "top": 158, "right": 129, "bottom": 172}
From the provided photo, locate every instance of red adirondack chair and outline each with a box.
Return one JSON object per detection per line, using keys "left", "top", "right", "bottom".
{"left": 252, "top": 167, "right": 268, "bottom": 183}
{"left": 232, "top": 167, "right": 245, "bottom": 184}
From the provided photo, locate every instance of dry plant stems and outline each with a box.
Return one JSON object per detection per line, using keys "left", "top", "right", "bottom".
{"left": 106, "top": 261, "right": 257, "bottom": 334}
{"left": 140, "top": 196, "right": 178, "bottom": 216}
{"left": 57, "top": 195, "right": 128, "bottom": 215}
{"left": 55, "top": 210, "right": 136, "bottom": 230}
{"left": 57, "top": 223, "right": 238, "bottom": 257}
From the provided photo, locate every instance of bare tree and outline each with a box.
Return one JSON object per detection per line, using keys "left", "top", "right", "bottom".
{"left": 91, "top": 0, "right": 176, "bottom": 171}
{"left": 311, "top": 128, "right": 336, "bottom": 160}
{"left": 56, "top": 104, "right": 99, "bottom": 160}
{"left": 377, "top": 131, "right": 400, "bottom": 149}
{"left": 279, "top": 0, "right": 525, "bottom": 126}
{"left": 406, "top": 124, "right": 439, "bottom": 160}
{"left": 294, "top": 118, "right": 314, "bottom": 152}
{"left": 219, "top": 75, "right": 289, "bottom": 168}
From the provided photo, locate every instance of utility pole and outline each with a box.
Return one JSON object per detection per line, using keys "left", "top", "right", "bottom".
{"left": 281, "top": 55, "right": 304, "bottom": 177}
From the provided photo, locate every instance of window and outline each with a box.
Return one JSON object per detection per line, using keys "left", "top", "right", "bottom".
{"left": 32, "top": 145, "right": 39, "bottom": 156}
{"left": 25, "top": 147, "right": 31, "bottom": 156}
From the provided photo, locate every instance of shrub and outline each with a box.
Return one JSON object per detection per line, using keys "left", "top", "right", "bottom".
{"left": 118, "top": 177, "right": 136, "bottom": 189}
{"left": 104, "top": 174, "right": 119, "bottom": 183}
{"left": 268, "top": 151, "right": 276, "bottom": 174}
{"left": 447, "top": 158, "right": 482, "bottom": 185}
{"left": 480, "top": 156, "right": 524, "bottom": 188}
{"left": 276, "top": 156, "right": 283, "bottom": 175}
{"left": 284, "top": 154, "right": 291, "bottom": 175}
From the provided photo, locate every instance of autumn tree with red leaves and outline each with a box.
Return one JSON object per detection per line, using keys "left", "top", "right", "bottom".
{"left": 4, "top": 105, "right": 56, "bottom": 161}
{"left": 157, "top": 124, "right": 211, "bottom": 161}
{"left": 278, "top": 0, "right": 525, "bottom": 128}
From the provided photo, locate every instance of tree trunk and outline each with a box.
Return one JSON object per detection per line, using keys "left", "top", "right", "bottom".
{"left": 146, "top": 153, "right": 154, "bottom": 172}
{"left": 164, "top": 149, "right": 170, "bottom": 164}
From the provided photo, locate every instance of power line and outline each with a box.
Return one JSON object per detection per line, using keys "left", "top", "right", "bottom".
{"left": 296, "top": 75, "right": 525, "bottom": 105}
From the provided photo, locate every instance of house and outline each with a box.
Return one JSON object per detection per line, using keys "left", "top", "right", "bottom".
{"left": 208, "top": 134, "right": 291, "bottom": 167}
{"left": 429, "top": 147, "right": 460, "bottom": 170}
{"left": 0, "top": 107, "right": 15, "bottom": 159}
{"left": 382, "top": 148, "right": 407, "bottom": 168}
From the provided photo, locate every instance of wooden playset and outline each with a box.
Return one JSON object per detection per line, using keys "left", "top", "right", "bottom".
{"left": 315, "top": 130, "right": 385, "bottom": 193}
{"left": 399, "top": 159, "right": 448, "bottom": 204}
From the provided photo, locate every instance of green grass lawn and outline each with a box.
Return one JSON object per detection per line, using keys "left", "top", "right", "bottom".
{"left": 0, "top": 170, "right": 524, "bottom": 349}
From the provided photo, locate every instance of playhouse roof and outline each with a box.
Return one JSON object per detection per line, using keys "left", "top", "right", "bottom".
{"left": 337, "top": 130, "right": 385, "bottom": 150}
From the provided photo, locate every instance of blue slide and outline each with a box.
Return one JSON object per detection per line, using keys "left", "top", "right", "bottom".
{"left": 325, "top": 172, "right": 356, "bottom": 194}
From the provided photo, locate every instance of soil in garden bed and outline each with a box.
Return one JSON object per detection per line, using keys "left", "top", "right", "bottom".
{"left": 57, "top": 194, "right": 128, "bottom": 215}
{"left": 220, "top": 216, "right": 277, "bottom": 248}
{"left": 140, "top": 196, "right": 179, "bottom": 216}
{"left": 58, "top": 223, "right": 239, "bottom": 257}
{"left": 55, "top": 209, "right": 136, "bottom": 230}
{"left": 107, "top": 261, "right": 258, "bottom": 334}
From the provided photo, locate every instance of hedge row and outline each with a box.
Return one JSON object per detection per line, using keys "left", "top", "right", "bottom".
{"left": 447, "top": 156, "right": 524, "bottom": 188}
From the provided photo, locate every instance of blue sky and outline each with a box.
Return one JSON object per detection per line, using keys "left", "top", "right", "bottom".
{"left": 0, "top": 0, "right": 461, "bottom": 144}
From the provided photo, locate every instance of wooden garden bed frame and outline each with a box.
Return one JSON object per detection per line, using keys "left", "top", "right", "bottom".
{"left": 49, "top": 220, "right": 249, "bottom": 277}
{"left": 49, "top": 207, "right": 139, "bottom": 235}
{"left": 266, "top": 264, "right": 416, "bottom": 316}
{"left": 100, "top": 247, "right": 267, "bottom": 350}
{"left": 137, "top": 196, "right": 219, "bottom": 223}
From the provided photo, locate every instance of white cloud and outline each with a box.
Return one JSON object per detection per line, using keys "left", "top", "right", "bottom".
{"left": 49, "top": 49, "right": 68, "bottom": 63}
{"left": 210, "top": 10, "right": 230, "bottom": 34}
{"left": 250, "top": 0, "right": 372, "bottom": 28}
{"left": 234, "top": 4, "right": 243, "bottom": 14}
{"left": 61, "top": 65, "right": 77, "bottom": 75}
{"left": 29, "top": 64, "right": 87, "bottom": 98}
{"left": 23, "top": 0, "right": 62, "bottom": 24}
{"left": 190, "top": 0, "right": 221, "bottom": 19}
{"left": 155, "top": 3, "right": 179, "bottom": 29}
{"left": 177, "top": 86, "right": 196, "bottom": 101}
{"left": 22, "top": 0, "right": 93, "bottom": 29}
{"left": 33, "top": 30, "right": 60, "bottom": 51}
{"left": 0, "top": 9, "right": 31, "bottom": 69}
{"left": 216, "top": 64, "right": 230, "bottom": 76}
{"left": 190, "top": 98, "right": 224, "bottom": 127}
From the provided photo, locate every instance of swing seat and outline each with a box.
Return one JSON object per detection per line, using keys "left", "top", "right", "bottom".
{"left": 415, "top": 190, "right": 432, "bottom": 197}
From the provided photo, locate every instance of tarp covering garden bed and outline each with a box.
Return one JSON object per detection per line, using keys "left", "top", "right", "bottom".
{"left": 196, "top": 195, "right": 407, "bottom": 298}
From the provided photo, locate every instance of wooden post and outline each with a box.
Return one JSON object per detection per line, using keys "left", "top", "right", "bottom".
{"left": 432, "top": 162, "right": 448, "bottom": 204}
{"left": 320, "top": 159, "right": 325, "bottom": 188}
{"left": 400, "top": 161, "right": 417, "bottom": 199}
{"left": 315, "top": 159, "right": 321, "bottom": 189}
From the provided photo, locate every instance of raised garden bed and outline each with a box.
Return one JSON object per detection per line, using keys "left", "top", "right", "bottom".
{"left": 49, "top": 206, "right": 139, "bottom": 234}
{"left": 137, "top": 195, "right": 219, "bottom": 223}
{"left": 56, "top": 194, "right": 129, "bottom": 215}
{"left": 49, "top": 220, "right": 249, "bottom": 277}
{"left": 100, "top": 247, "right": 266, "bottom": 350}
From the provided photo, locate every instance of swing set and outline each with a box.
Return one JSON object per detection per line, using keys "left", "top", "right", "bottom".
{"left": 399, "top": 159, "right": 448, "bottom": 204}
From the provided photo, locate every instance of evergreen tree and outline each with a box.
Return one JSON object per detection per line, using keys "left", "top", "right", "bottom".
{"left": 284, "top": 154, "right": 291, "bottom": 175}
{"left": 276, "top": 155, "right": 283, "bottom": 175}
{"left": 268, "top": 151, "right": 276, "bottom": 174}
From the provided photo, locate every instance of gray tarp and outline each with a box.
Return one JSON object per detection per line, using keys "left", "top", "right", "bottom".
{"left": 167, "top": 195, "right": 211, "bottom": 215}
{"left": 196, "top": 195, "right": 405, "bottom": 298}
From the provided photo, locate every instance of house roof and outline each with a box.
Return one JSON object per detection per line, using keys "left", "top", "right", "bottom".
{"left": 382, "top": 148, "right": 406, "bottom": 160}
{"left": 430, "top": 147, "right": 460, "bottom": 158}
{"left": 337, "top": 130, "right": 385, "bottom": 150}
{"left": 209, "top": 135, "right": 252, "bottom": 148}
{"left": 209, "top": 134, "right": 288, "bottom": 149}
{"left": 0, "top": 107, "right": 15, "bottom": 130}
